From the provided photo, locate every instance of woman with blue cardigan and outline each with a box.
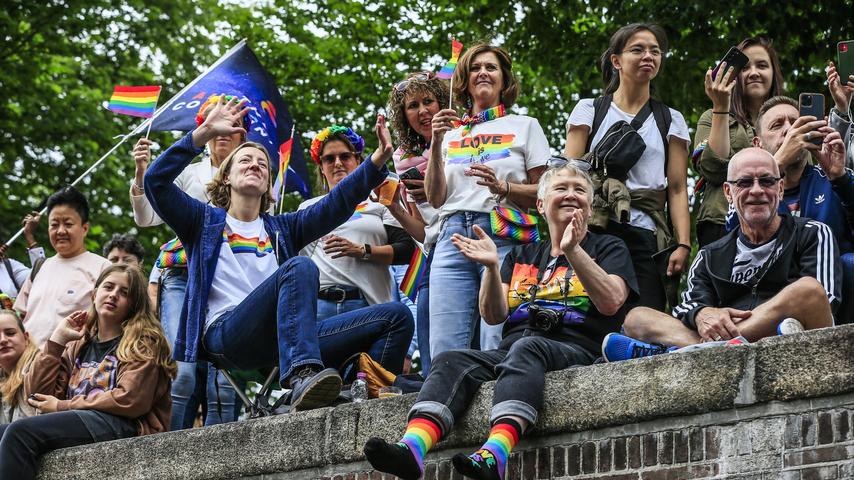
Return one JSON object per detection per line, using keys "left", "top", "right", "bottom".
{"left": 144, "top": 97, "right": 413, "bottom": 410}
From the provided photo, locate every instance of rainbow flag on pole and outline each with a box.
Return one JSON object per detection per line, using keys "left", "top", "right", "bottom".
{"left": 400, "top": 248, "right": 427, "bottom": 301}
{"left": 437, "top": 39, "right": 463, "bottom": 79}
{"left": 272, "top": 138, "right": 293, "bottom": 204}
{"left": 108, "top": 86, "right": 161, "bottom": 118}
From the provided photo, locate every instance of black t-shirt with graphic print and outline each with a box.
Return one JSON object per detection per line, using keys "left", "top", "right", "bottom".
{"left": 499, "top": 232, "right": 638, "bottom": 355}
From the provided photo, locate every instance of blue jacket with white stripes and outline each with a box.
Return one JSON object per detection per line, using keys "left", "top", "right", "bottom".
{"left": 674, "top": 214, "right": 841, "bottom": 328}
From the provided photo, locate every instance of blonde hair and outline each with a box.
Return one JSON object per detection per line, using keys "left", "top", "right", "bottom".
{"left": 206, "top": 142, "right": 274, "bottom": 213}
{"left": 0, "top": 310, "right": 38, "bottom": 406}
{"left": 84, "top": 265, "right": 177, "bottom": 379}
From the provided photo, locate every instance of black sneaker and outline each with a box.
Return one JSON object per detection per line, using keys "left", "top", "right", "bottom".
{"left": 289, "top": 366, "right": 342, "bottom": 411}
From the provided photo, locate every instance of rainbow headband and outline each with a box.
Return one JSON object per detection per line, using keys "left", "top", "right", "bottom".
{"left": 310, "top": 126, "right": 365, "bottom": 164}
{"left": 194, "top": 94, "right": 251, "bottom": 131}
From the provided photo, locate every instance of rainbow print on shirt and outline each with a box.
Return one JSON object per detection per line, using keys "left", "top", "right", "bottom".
{"left": 507, "top": 264, "right": 591, "bottom": 312}
{"left": 347, "top": 201, "right": 370, "bottom": 222}
{"left": 222, "top": 231, "right": 273, "bottom": 257}
{"left": 447, "top": 133, "right": 515, "bottom": 165}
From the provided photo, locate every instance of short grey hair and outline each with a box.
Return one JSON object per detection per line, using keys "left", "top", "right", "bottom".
{"left": 537, "top": 164, "right": 595, "bottom": 203}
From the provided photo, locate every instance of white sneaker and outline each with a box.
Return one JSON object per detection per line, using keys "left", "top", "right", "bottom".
{"left": 777, "top": 318, "right": 805, "bottom": 336}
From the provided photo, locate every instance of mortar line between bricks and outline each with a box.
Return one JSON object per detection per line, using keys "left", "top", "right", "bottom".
{"left": 519, "top": 392, "right": 854, "bottom": 451}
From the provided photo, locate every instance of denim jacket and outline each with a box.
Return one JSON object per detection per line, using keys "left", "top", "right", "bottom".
{"left": 144, "top": 132, "right": 388, "bottom": 362}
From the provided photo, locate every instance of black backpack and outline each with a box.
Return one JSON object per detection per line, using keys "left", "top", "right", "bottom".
{"left": 585, "top": 95, "right": 672, "bottom": 180}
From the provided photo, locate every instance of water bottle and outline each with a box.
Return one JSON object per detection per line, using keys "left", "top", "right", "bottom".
{"left": 351, "top": 372, "right": 368, "bottom": 403}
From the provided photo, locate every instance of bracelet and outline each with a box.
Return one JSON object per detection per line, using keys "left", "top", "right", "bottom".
{"left": 504, "top": 181, "right": 511, "bottom": 200}
{"left": 27, "top": 241, "right": 38, "bottom": 249}
{"left": 712, "top": 111, "right": 730, "bottom": 115}
{"left": 676, "top": 243, "right": 691, "bottom": 251}
{"left": 132, "top": 180, "right": 144, "bottom": 193}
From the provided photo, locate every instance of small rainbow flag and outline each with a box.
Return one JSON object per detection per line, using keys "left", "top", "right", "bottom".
{"left": 108, "top": 85, "right": 161, "bottom": 118}
{"left": 400, "top": 248, "right": 427, "bottom": 301}
{"left": 437, "top": 39, "right": 463, "bottom": 80}
{"left": 272, "top": 138, "right": 293, "bottom": 203}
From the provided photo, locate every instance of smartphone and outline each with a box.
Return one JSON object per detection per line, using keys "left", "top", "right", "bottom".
{"left": 711, "top": 47, "right": 749, "bottom": 81}
{"left": 799, "top": 93, "right": 825, "bottom": 146}
{"left": 838, "top": 41, "right": 854, "bottom": 88}
{"left": 399, "top": 167, "right": 424, "bottom": 182}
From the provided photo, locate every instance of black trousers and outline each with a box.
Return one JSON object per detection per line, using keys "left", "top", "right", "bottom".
{"left": 697, "top": 221, "right": 727, "bottom": 249}
{"left": 604, "top": 221, "right": 665, "bottom": 311}
{"left": 0, "top": 410, "right": 136, "bottom": 479}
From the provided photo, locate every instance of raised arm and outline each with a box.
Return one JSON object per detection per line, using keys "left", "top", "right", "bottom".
{"left": 451, "top": 225, "right": 508, "bottom": 325}
{"left": 424, "top": 109, "right": 459, "bottom": 208}
{"left": 286, "top": 115, "right": 391, "bottom": 250}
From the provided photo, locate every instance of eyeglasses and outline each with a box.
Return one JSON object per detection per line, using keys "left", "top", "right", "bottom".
{"left": 726, "top": 176, "right": 782, "bottom": 189}
{"left": 394, "top": 72, "right": 436, "bottom": 92}
{"left": 547, "top": 155, "right": 592, "bottom": 171}
{"left": 320, "top": 152, "right": 356, "bottom": 164}
{"left": 620, "top": 47, "right": 664, "bottom": 57}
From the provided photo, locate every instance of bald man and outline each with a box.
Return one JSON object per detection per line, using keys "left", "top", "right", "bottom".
{"left": 602, "top": 148, "right": 841, "bottom": 361}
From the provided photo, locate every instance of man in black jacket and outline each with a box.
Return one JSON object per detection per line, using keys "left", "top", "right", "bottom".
{"left": 604, "top": 148, "right": 841, "bottom": 360}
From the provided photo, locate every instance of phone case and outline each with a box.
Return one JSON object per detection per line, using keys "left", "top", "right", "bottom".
{"left": 712, "top": 47, "right": 749, "bottom": 81}
{"left": 798, "top": 93, "right": 825, "bottom": 146}
{"left": 838, "top": 41, "right": 854, "bottom": 89}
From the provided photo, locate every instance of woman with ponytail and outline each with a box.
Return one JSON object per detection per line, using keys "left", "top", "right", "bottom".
{"left": 0, "top": 264, "right": 175, "bottom": 479}
{"left": 564, "top": 23, "right": 692, "bottom": 312}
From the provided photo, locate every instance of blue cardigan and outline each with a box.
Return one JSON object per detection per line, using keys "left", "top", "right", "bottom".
{"left": 144, "top": 132, "right": 388, "bottom": 362}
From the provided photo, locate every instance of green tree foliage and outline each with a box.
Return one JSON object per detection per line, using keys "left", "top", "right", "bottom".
{"left": 1, "top": 0, "right": 849, "bottom": 268}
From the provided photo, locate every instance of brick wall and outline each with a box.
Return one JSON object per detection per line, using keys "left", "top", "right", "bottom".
{"left": 319, "top": 403, "right": 853, "bottom": 480}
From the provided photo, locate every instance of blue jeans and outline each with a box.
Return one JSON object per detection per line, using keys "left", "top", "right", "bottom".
{"left": 317, "top": 297, "right": 370, "bottom": 322}
{"left": 160, "top": 269, "right": 238, "bottom": 428}
{"left": 202, "top": 257, "right": 415, "bottom": 382}
{"left": 391, "top": 264, "right": 420, "bottom": 358}
{"left": 428, "top": 211, "right": 518, "bottom": 358}
{"left": 415, "top": 251, "right": 433, "bottom": 376}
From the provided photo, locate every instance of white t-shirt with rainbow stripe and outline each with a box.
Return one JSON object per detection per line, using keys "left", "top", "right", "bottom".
{"left": 205, "top": 215, "right": 278, "bottom": 330}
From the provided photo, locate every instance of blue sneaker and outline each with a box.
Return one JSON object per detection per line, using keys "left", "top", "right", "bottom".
{"left": 602, "top": 333, "right": 673, "bottom": 362}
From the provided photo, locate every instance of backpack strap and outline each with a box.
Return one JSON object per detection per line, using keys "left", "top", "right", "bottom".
{"left": 586, "top": 95, "right": 612, "bottom": 152}
{"left": 3, "top": 258, "right": 20, "bottom": 292}
{"left": 649, "top": 99, "right": 672, "bottom": 171}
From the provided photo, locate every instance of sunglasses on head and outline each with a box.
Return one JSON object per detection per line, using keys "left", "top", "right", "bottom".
{"left": 394, "top": 72, "right": 436, "bottom": 92}
{"left": 547, "top": 155, "right": 592, "bottom": 171}
{"left": 726, "top": 175, "right": 782, "bottom": 189}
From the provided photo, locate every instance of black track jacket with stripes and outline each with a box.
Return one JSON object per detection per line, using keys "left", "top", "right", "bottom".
{"left": 673, "top": 214, "right": 841, "bottom": 328}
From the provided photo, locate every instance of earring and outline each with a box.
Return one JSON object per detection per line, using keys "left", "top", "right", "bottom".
{"left": 465, "top": 96, "right": 473, "bottom": 110}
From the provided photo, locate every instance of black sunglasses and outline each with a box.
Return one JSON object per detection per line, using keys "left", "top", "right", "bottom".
{"left": 547, "top": 155, "right": 592, "bottom": 171}
{"left": 726, "top": 176, "right": 782, "bottom": 189}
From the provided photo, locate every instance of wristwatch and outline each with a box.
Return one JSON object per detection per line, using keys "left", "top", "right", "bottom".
{"left": 361, "top": 243, "right": 372, "bottom": 260}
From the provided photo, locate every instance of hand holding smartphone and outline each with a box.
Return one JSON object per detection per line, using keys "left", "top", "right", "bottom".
{"left": 838, "top": 41, "right": 854, "bottom": 87}
{"left": 798, "top": 93, "right": 825, "bottom": 146}
{"left": 712, "top": 47, "right": 749, "bottom": 81}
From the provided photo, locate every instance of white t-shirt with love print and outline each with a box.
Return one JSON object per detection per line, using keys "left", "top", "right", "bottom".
{"left": 439, "top": 114, "right": 551, "bottom": 216}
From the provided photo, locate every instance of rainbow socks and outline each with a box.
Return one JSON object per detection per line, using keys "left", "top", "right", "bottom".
{"left": 364, "top": 415, "right": 442, "bottom": 480}
{"left": 452, "top": 418, "right": 522, "bottom": 480}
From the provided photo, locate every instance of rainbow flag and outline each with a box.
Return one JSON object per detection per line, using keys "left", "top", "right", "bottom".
{"left": 272, "top": 138, "right": 293, "bottom": 203}
{"left": 437, "top": 39, "right": 463, "bottom": 79}
{"left": 400, "top": 248, "right": 427, "bottom": 301}
{"left": 108, "top": 86, "right": 161, "bottom": 118}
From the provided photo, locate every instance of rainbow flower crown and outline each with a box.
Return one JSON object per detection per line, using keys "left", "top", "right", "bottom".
{"left": 310, "top": 125, "right": 364, "bottom": 164}
{"left": 194, "top": 94, "right": 251, "bottom": 131}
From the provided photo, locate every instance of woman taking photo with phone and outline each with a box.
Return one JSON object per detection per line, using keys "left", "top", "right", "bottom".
{"left": 695, "top": 37, "right": 783, "bottom": 246}
{"left": 0, "top": 264, "right": 175, "bottom": 479}
{"left": 0, "top": 310, "right": 38, "bottom": 424}
{"left": 424, "top": 43, "right": 551, "bottom": 357}
{"left": 563, "top": 23, "right": 691, "bottom": 312}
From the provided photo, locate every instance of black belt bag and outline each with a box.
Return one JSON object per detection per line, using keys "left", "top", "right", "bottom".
{"left": 318, "top": 286, "right": 364, "bottom": 303}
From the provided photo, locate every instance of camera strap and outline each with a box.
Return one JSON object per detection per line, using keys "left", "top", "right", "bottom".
{"left": 533, "top": 247, "right": 574, "bottom": 305}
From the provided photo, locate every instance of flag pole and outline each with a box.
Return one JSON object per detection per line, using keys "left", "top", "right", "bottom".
{"left": 4, "top": 133, "right": 134, "bottom": 247}
{"left": 277, "top": 124, "right": 296, "bottom": 215}
{"left": 143, "top": 88, "right": 162, "bottom": 139}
